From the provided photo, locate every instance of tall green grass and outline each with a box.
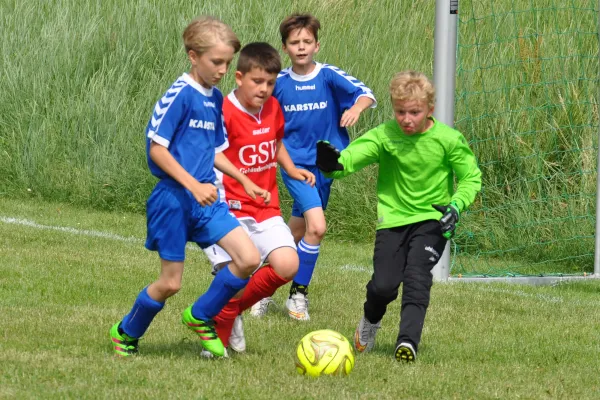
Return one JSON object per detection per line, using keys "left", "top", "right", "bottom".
{"left": 1, "top": 0, "right": 598, "bottom": 274}
{"left": 0, "top": 0, "right": 431, "bottom": 238}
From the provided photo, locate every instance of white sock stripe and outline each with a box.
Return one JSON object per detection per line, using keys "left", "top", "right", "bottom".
{"left": 299, "top": 239, "right": 320, "bottom": 250}
{"left": 298, "top": 240, "right": 320, "bottom": 254}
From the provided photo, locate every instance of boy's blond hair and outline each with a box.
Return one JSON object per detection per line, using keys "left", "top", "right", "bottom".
{"left": 389, "top": 71, "right": 435, "bottom": 108}
{"left": 182, "top": 16, "right": 241, "bottom": 55}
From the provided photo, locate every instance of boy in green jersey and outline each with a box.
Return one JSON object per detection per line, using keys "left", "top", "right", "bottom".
{"left": 316, "top": 70, "right": 481, "bottom": 362}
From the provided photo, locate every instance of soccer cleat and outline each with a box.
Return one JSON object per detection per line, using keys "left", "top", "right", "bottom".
{"left": 110, "top": 322, "right": 139, "bottom": 357}
{"left": 182, "top": 306, "right": 225, "bottom": 357}
{"left": 354, "top": 316, "right": 381, "bottom": 353}
{"left": 286, "top": 293, "right": 310, "bottom": 321}
{"left": 229, "top": 315, "right": 246, "bottom": 353}
{"left": 200, "top": 348, "right": 229, "bottom": 359}
{"left": 395, "top": 342, "right": 417, "bottom": 362}
{"left": 249, "top": 297, "right": 273, "bottom": 318}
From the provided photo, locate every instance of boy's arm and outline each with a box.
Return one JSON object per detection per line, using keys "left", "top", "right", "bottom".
{"left": 276, "top": 141, "right": 316, "bottom": 186}
{"left": 448, "top": 135, "right": 482, "bottom": 212}
{"left": 149, "top": 142, "right": 218, "bottom": 206}
{"left": 325, "top": 66, "right": 377, "bottom": 127}
{"left": 214, "top": 152, "right": 271, "bottom": 203}
{"left": 320, "top": 127, "right": 382, "bottom": 179}
{"left": 340, "top": 96, "right": 375, "bottom": 127}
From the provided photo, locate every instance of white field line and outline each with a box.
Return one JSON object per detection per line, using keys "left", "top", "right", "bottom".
{"left": 3, "top": 215, "right": 595, "bottom": 307}
{"left": 0, "top": 215, "right": 201, "bottom": 251}
{"left": 471, "top": 285, "right": 600, "bottom": 308}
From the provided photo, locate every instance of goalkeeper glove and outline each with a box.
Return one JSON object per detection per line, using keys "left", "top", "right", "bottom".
{"left": 432, "top": 202, "right": 460, "bottom": 239}
{"left": 316, "top": 140, "right": 344, "bottom": 172}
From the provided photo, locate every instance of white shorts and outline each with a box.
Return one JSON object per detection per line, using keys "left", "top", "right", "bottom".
{"left": 204, "top": 216, "right": 296, "bottom": 273}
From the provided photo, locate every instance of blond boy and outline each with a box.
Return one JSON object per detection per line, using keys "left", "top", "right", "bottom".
{"left": 317, "top": 70, "right": 482, "bottom": 361}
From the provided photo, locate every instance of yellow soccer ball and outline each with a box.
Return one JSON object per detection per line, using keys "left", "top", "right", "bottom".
{"left": 295, "top": 329, "right": 355, "bottom": 377}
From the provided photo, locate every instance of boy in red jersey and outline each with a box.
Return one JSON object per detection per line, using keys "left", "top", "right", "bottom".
{"left": 203, "top": 42, "right": 315, "bottom": 354}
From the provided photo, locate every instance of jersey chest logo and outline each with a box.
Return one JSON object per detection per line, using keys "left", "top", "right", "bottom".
{"left": 239, "top": 139, "right": 276, "bottom": 166}
{"left": 189, "top": 119, "right": 215, "bottom": 130}
{"left": 283, "top": 101, "right": 328, "bottom": 112}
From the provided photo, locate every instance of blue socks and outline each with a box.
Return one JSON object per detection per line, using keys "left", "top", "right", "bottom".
{"left": 121, "top": 287, "right": 165, "bottom": 339}
{"left": 293, "top": 238, "right": 320, "bottom": 286}
{"left": 191, "top": 265, "right": 249, "bottom": 320}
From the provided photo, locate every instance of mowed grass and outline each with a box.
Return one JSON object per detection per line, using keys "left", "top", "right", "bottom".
{"left": 1, "top": 197, "right": 600, "bottom": 399}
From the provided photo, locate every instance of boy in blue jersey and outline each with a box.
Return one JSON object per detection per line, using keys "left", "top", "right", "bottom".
{"left": 109, "top": 16, "right": 269, "bottom": 358}
{"left": 267, "top": 13, "right": 376, "bottom": 320}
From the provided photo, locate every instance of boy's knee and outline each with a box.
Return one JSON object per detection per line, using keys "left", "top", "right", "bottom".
{"left": 305, "top": 222, "right": 326, "bottom": 241}
{"left": 273, "top": 261, "right": 297, "bottom": 281}
{"left": 367, "top": 280, "right": 398, "bottom": 303}
{"left": 158, "top": 279, "right": 182, "bottom": 298}
{"left": 238, "top": 251, "right": 261, "bottom": 277}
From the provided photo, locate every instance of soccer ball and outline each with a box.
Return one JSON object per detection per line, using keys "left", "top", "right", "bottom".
{"left": 295, "top": 329, "right": 355, "bottom": 377}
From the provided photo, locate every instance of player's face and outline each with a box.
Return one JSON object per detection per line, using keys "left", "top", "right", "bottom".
{"left": 188, "top": 41, "right": 235, "bottom": 89}
{"left": 235, "top": 68, "right": 278, "bottom": 114}
{"left": 282, "top": 28, "right": 320, "bottom": 70}
{"left": 392, "top": 99, "right": 434, "bottom": 136}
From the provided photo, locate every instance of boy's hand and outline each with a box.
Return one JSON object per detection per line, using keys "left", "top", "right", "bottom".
{"left": 340, "top": 106, "right": 362, "bottom": 127}
{"left": 243, "top": 181, "right": 271, "bottom": 204}
{"left": 316, "top": 140, "right": 344, "bottom": 173}
{"left": 432, "top": 202, "right": 460, "bottom": 239}
{"left": 191, "top": 182, "right": 219, "bottom": 206}
{"left": 288, "top": 167, "right": 316, "bottom": 187}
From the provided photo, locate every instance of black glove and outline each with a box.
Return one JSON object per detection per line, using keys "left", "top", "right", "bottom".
{"left": 316, "top": 140, "right": 343, "bottom": 172}
{"left": 432, "top": 202, "right": 460, "bottom": 239}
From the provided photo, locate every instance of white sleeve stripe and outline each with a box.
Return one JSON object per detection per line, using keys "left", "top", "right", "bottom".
{"left": 323, "top": 64, "right": 373, "bottom": 94}
{"left": 215, "top": 140, "right": 229, "bottom": 153}
{"left": 147, "top": 131, "right": 170, "bottom": 147}
{"left": 149, "top": 79, "right": 187, "bottom": 136}
{"left": 356, "top": 93, "right": 378, "bottom": 108}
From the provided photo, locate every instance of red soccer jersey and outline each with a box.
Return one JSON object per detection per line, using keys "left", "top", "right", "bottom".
{"left": 219, "top": 91, "right": 285, "bottom": 222}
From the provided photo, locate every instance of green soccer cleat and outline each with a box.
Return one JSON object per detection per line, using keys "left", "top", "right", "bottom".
{"left": 182, "top": 306, "right": 225, "bottom": 357}
{"left": 110, "top": 322, "right": 139, "bottom": 357}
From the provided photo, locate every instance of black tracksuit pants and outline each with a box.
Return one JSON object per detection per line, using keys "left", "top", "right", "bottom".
{"left": 363, "top": 220, "right": 447, "bottom": 351}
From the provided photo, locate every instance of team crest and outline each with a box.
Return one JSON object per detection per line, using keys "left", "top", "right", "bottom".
{"left": 228, "top": 200, "right": 242, "bottom": 210}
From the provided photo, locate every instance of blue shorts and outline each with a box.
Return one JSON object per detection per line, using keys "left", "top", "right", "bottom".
{"left": 281, "top": 165, "right": 333, "bottom": 218}
{"left": 145, "top": 180, "right": 240, "bottom": 262}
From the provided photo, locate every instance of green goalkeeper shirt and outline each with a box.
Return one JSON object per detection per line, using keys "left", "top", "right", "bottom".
{"left": 328, "top": 118, "right": 482, "bottom": 230}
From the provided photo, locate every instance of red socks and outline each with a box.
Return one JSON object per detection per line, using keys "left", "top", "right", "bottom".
{"left": 213, "top": 265, "right": 290, "bottom": 347}
{"left": 214, "top": 297, "right": 240, "bottom": 348}
{"left": 239, "top": 265, "right": 290, "bottom": 312}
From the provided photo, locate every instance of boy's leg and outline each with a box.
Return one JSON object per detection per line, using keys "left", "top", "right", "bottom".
{"left": 396, "top": 221, "right": 446, "bottom": 357}
{"left": 184, "top": 202, "right": 259, "bottom": 357}
{"left": 287, "top": 216, "right": 306, "bottom": 244}
{"left": 356, "top": 227, "right": 406, "bottom": 353}
{"left": 284, "top": 167, "right": 333, "bottom": 319}
{"left": 239, "top": 218, "right": 298, "bottom": 312}
{"left": 213, "top": 290, "right": 242, "bottom": 350}
{"left": 239, "top": 247, "right": 297, "bottom": 312}
{"left": 111, "top": 259, "right": 182, "bottom": 356}
{"left": 112, "top": 182, "right": 187, "bottom": 356}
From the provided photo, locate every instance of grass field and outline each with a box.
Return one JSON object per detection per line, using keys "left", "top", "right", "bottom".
{"left": 2, "top": 197, "right": 600, "bottom": 399}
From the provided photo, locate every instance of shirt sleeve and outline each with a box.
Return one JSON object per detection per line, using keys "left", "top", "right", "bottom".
{"left": 215, "top": 113, "right": 229, "bottom": 153}
{"left": 146, "top": 87, "right": 187, "bottom": 148}
{"left": 448, "top": 134, "right": 482, "bottom": 212}
{"left": 215, "top": 94, "right": 229, "bottom": 153}
{"left": 275, "top": 103, "right": 285, "bottom": 141}
{"left": 325, "top": 65, "right": 377, "bottom": 110}
{"left": 327, "top": 127, "right": 382, "bottom": 179}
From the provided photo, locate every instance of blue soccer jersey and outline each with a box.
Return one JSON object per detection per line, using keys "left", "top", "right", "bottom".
{"left": 273, "top": 62, "right": 376, "bottom": 166}
{"left": 146, "top": 73, "right": 228, "bottom": 184}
